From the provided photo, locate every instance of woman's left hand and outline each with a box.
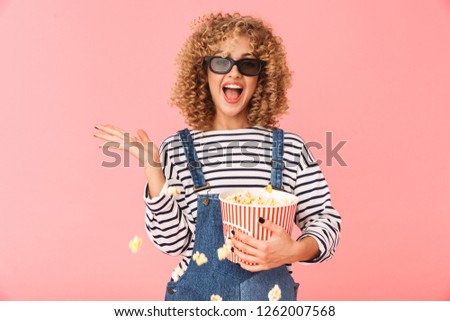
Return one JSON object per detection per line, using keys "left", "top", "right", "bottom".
{"left": 231, "top": 218, "right": 300, "bottom": 272}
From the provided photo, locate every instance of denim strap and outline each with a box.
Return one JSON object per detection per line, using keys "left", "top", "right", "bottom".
{"left": 270, "top": 128, "right": 284, "bottom": 190}
{"left": 178, "top": 128, "right": 209, "bottom": 192}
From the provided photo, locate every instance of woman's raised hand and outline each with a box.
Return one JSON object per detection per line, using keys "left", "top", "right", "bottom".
{"left": 94, "top": 124, "right": 166, "bottom": 198}
{"left": 93, "top": 124, "right": 160, "bottom": 168}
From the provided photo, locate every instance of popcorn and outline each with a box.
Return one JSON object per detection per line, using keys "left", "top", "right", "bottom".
{"left": 171, "top": 266, "right": 185, "bottom": 282}
{"left": 210, "top": 294, "right": 222, "bottom": 301}
{"left": 268, "top": 284, "right": 281, "bottom": 301}
{"left": 217, "top": 246, "right": 229, "bottom": 260}
{"left": 192, "top": 251, "right": 200, "bottom": 261}
{"left": 264, "top": 183, "right": 273, "bottom": 193}
{"left": 225, "top": 190, "right": 294, "bottom": 206}
{"left": 217, "top": 238, "right": 233, "bottom": 260}
{"left": 167, "top": 186, "right": 181, "bottom": 197}
{"left": 217, "top": 247, "right": 227, "bottom": 260}
{"left": 128, "top": 235, "right": 143, "bottom": 254}
{"left": 192, "top": 251, "right": 208, "bottom": 266}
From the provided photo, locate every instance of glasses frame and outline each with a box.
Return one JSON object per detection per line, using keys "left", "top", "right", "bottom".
{"left": 204, "top": 56, "right": 267, "bottom": 77}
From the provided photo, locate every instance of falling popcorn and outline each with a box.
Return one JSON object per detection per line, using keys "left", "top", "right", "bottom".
{"left": 268, "top": 284, "right": 281, "bottom": 301}
{"left": 167, "top": 186, "right": 181, "bottom": 197}
{"left": 192, "top": 251, "right": 199, "bottom": 261}
{"left": 171, "top": 266, "right": 185, "bottom": 282}
{"left": 264, "top": 183, "right": 273, "bottom": 193}
{"left": 210, "top": 294, "right": 222, "bottom": 301}
{"left": 192, "top": 251, "right": 208, "bottom": 266}
{"left": 129, "top": 235, "right": 143, "bottom": 254}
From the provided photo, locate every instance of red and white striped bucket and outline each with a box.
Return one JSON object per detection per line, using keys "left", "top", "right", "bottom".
{"left": 219, "top": 188, "right": 298, "bottom": 264}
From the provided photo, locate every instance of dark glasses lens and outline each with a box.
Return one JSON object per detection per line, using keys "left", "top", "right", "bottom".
{"left": 205, "top": 56, "right": 266, "bottom": 76}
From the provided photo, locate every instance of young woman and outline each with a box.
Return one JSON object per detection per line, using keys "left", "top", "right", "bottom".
{"left": 94, "top": 12, "right": 341, "bottom": 301}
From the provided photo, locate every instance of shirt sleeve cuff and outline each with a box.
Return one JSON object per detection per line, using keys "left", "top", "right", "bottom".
{"left": 144, "top": 181, "right": 169, "bottom": 204}
{"left": 297, "top": 233, "right": 326, "bottom": 264}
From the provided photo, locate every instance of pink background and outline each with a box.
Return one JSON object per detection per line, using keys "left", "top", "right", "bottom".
{"left": 1, "top": 0, "right": 449, "bottom": 300}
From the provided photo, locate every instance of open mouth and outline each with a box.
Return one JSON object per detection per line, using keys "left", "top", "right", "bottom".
{"left": 222, "top": 83, "right": 243, "bottom": 103}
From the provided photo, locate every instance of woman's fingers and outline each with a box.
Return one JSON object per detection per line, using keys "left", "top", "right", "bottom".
{"left": 94, "top": 124, "right": 141, "bottom": 145}
{"left": 232, "top": 237, "right": 263, "bottom": 259}
{"left": 94, "top": 126, "right": 130, "bottom": 152}
{"left": 233, "top": 229, "right": 264, "bottom": 250}
{"left": 231, "top": 226, "right": 296, "bottom": 270}
{"left": 136, "top": 129, "right": 150, "bottom": 142}
{"left": 95, "top": 137, "right": 124, "bottom": 151}
{"left": 95, "top": 124, "right": 129, "bottom": 141}
{"left": 232, "top": 246, "right": 262, "bottom": 265}
{"left": 94, "top": 124, "right": 159, "bottom": 166}
{"left": 95, "top": 123, "right": 125, "bottom": 133}
{"left": 94, "top": 131, "right": 121, "bottom": 145}
{"left": 239, "top": 261, "right": 265, "bottom": 272}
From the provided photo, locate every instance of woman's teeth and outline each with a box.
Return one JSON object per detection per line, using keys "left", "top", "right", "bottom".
{"left": 224, "top": 84, "right": 242, "bottom": 89}
{"left": 223, "top": 83, "right": 243, "bottom": 102}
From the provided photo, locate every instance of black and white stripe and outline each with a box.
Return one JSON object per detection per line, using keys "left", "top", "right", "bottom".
{"left": 144, "top": 126, "right": 341, "bottom": 274}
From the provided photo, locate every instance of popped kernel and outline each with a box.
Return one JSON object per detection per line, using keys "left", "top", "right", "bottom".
{"left": 193, "top": 251, "right": 208, "bottom": 266}
{"left": 217, "top": 246, "right": 229, "bottom": 261}
{"left": 264, "top": 183, "right": 273, "bottom": 193}
{"left": 217, "top": 247, "right": 226, "bottom": 260}
{"left": 192, "top": 251, "right": 199, "bottom": 261}
{"left": 210, "top": 294, "right": 222, "bottom": 301}
{"left": 167, "top": 186, "right": 181, "bottom": 197}
{"left": 217, "top": 237, "right": 233, "bottom": 261}
{"left": 128, "top": 235, "right": 143, "bottom": 254}
{"left": 268, "top": 284, "right": 281, "bottom": 301}
{"left": 196, "top": 254, "right": 208, "bottom": 266}
{"left": 171, "top": 266, "right": 185, "bottom": 282}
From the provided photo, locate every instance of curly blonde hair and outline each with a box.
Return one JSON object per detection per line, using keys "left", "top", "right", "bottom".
{"left": 170, "top": 12, "right": 292, "bottom": 130}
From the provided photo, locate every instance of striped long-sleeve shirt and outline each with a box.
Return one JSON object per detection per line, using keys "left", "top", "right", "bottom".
{"left": 144, "top": 126, "right": 341, "bottom": 275}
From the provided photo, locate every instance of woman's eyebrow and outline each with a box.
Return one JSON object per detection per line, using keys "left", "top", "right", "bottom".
{"left": 215, "top": 51, "right": 228, "bottom": 57}
{"left": 215, "top": 52, "right": 256, "bottom": 58}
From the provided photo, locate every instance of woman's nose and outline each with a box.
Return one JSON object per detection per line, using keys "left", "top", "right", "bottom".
{"left": 227, "top": 64, "right": 242, "bottom": 78}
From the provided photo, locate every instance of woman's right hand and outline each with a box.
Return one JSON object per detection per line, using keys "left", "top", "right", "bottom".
{"left": 94, "top": 124, "right": 166, "bottom": 198}
{"left": 93, "top": 124, "right": 159, "bottom": 168}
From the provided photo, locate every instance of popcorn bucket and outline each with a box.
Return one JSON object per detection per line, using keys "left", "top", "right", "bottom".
{"left": 219, "top": 188, "right": 298, "bottom": 264}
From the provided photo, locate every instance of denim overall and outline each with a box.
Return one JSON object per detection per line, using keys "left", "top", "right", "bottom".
{"left": 164, "top": 128, "right": 299, "bottom": 301}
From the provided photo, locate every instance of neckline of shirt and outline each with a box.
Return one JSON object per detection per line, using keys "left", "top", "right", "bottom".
{"left": 191, "top": 125, "right": 268, "bottom": 136}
